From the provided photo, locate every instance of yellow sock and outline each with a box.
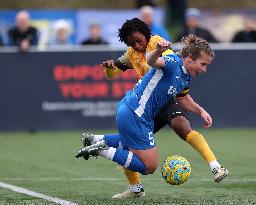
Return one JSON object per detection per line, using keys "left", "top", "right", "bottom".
{"left": 186, "top": 131, "right": 216, "bottom": 163}
{"left": 123, "top": 168, "right": 141, "bottom": 185}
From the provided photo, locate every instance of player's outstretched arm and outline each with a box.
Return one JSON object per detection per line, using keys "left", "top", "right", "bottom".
{"left": 176, "top": 94, "right": 212, "bottom": 128}
{"left": 101, "top": 59, "right": 121, "bottom": 78}
{"left": 147, "top": 40, "right": 170, "bottom": 68}
{"left": 101, "top": 52, "right": 133, "bottom": 78}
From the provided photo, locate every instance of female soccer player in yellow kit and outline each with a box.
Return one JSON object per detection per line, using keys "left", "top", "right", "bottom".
{"left": 81, "top": 18, "right": 228, "bottom": 199}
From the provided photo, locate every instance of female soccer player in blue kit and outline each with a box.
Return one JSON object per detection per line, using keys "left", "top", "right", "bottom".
{"left": 75, "top": 35, "right": 229, "bottom": 188}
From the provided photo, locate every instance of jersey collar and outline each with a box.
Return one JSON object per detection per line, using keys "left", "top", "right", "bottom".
{"left": 181, "top": 66, "right": 188, "bottom": 75}
{"left": 176, "top": 53, "right": 188, "bottom": 75}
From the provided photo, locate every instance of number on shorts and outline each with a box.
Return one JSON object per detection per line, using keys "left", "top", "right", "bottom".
{"left": 148, "top": 132, "right": 155, "bottom": 146}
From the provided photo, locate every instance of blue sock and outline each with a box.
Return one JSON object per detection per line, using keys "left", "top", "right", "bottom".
{"left": 103, "top": 134, "right": 122, "bottom": 148}
{"left": 100, "top": 147, "right": 147, "bottom": 175}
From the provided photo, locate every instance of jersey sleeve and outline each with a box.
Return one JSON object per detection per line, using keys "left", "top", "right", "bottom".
{"left": 105, "top": 51, "right": 132, "bottom": 78}
{"left": 148, "top": 35, "right": 165, "bottom": 50}
{"left": 147, "top": 35, "right": 175, "bottom": 72}
{"left": 147, "top": 35, "right": 174, "bottom": 56}
{"left": 114, "top": 51, "right": 133, "bottom": 71}
{"left": 161, "top": 55, "right": 178, "bottom": 74}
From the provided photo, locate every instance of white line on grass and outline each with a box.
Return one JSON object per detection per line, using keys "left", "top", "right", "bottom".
{"left": 0, "top": 177, "right": 256, "bottom": 182}
{"left": 0, "top": 181, "right": 78, "bottom": 205}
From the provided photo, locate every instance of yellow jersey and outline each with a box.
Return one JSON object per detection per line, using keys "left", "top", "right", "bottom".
{"left": 105, "top": 35, "right": 173, "bottom": 79}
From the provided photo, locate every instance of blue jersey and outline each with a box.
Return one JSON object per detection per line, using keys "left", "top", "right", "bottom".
{"left": 124, "top": 53, "right": 191, "bottom": 123}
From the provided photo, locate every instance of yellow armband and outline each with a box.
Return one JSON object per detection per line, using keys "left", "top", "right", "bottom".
{"left": 162, "top": 49, "right": 174, "bottom": 56}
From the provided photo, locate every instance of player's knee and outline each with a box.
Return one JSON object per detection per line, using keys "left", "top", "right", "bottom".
{"left": 145, "top": 165, "right": 157, "bottom": 174}
{"left": 144, "top": 162, "right": 158, "bottom": 174}
{"left": 171, "top": 116, "right": 191, "bottom": 140}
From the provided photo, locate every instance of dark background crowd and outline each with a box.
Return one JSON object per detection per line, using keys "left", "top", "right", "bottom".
{"left": 0, "top": 0, "right": 256, "bottom": 51}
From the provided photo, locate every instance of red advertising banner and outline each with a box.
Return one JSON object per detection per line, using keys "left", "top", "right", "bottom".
{"left": 53, "top": 64, "right": 137, "bottom": 99}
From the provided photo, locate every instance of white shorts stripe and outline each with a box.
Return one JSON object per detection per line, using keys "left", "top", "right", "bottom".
{"left": 124, "top": 151, "right": 133, "bottom": 168}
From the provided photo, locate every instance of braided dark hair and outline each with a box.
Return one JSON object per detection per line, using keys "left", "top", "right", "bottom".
{"left": 180, "top": 35, "right": 215, "bottom": 60}
{"left": 118, "top": 18, "right": 151, "bottom": 45}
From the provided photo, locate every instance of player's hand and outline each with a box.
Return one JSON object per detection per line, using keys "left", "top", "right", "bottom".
{"left": 200, "top": 109, "right": 212, "bottom": 128}
{"left": 156, "top": 40, "right": 171, "bottom": 53}
{"left": 101, "top": 60, "right": 115, "bottom": 70}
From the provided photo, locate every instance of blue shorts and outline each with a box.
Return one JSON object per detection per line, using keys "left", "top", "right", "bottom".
{"left": 116, "top": 100, "right": 156, "bottom": 150}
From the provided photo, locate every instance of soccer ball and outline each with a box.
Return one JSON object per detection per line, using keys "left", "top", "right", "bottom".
{"left": 161, "top": 155, "right": 191, "bottom": 185}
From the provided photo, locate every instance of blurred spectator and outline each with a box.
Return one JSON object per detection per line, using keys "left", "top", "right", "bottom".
{"left": 51, "top": 20, "right": 72, "bottom": 46}
{"left": 136, "top": 0, "right": 156, "bottom": 8}
{"left": 140, "top": 5, "right": 172, "bottom": 41}
{"left": 176, "top": 8, "right": 217, "bottom": 43}
{"left": 81, "top": 22, "right": 108, "bottom": 45}
{"left": 8, "top": 11, "right": 39, "bottom": 51}
{"left": 232, "top": 17, "right": 256, "bottom": 42}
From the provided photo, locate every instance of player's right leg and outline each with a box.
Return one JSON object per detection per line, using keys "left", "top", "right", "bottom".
{"left": 80, "top": 132, "right": 144, "bottom": 198}
{"left": 75, "top": 140, "right": 158, "bottom": 175}
{"left": 81, "top": 132, "right": 122, "bottom": 148}
{"left": 76, "top": 137, "right": 155, "bottom": 197}
{"left": 111, "top": 168, "right": 144, "bottom": 199}
{"left": 111, "top": 101, "right": 157, "bottom": 198}
{"left": 80, "top": 132, "right": 143, "bottom": 198}
{"left": 76, "top": 140, "right": 145, "bottom": 172}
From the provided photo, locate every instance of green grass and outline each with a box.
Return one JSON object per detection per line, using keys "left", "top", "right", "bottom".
{"left": 0, "top": 129, "right": 256, "bottom": 205}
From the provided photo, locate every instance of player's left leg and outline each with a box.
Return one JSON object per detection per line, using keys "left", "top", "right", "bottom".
{"left": 183, "top": 127, "right": 229, "bottom": 182}
{"left": 159, "top": 100, "right": 229, "bottom": 182}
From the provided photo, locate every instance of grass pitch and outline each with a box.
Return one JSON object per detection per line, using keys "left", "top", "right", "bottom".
{"left": 0, "top": 129, "right": 255, "bottom": 205}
